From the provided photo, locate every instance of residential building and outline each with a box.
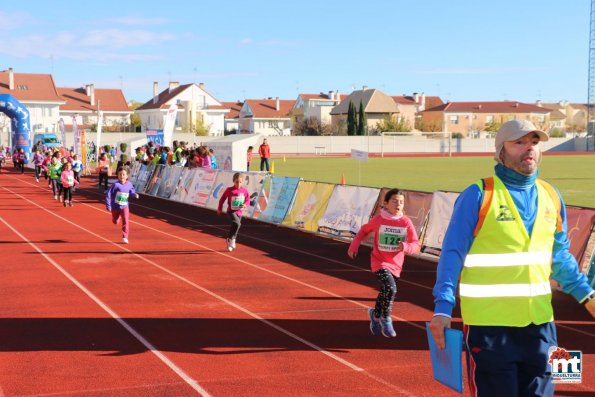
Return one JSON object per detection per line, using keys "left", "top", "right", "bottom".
{"left": 329, "top": 87, "right": 398, "bottom": 132}
{"left": 0, "top": 68, "right": 64, "bottom": 133}
{"left": 238, "top": 98, "right": 295, "bottom": 135}
{"left": 391, "top": 93, "right": 444, "bottom": 130}
{"left": 537, "top": 101, "right": 589, "bottom": 132}
{"left": 291, "top": 91, "right": 342, "bottom": 126}
{"left": 57, "top": 84, "right": 131, "bottom": 131}
{"left": 421, "top": 101, "right": 551, "bottom": 136}
{"left": 135, "top": 82, "right": 229, "bottom": 136}
{"left": 220, "top": 101, "right": 243, "bottom": 133}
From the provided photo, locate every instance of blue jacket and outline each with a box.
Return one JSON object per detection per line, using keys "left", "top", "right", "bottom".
{"left": 433, "top": 164, "right": 593, "bottom": 317}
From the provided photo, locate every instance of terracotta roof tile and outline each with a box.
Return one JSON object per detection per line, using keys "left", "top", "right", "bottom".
{"left": 245, "top": 99, "right": 295, "bottom": 118}
{"left": 0, "top": 70, "right": 62, "bottom": 102}
{"left": 424, "top": 101, "right": 549, "bottom": 113}
{"left": 221, "top": 101, "right": 243, "bottom": 119}
{"left": 58, "top": 87, "right": 130, "bottom": 112}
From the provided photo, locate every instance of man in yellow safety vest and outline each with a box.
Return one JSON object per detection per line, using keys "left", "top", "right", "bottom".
{"left": 429, "top": 119, "right": 595, "bottom": 396}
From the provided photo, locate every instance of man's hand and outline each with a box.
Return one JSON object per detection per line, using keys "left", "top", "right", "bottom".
{"left": 429, "top": 315, "right": 452, "bottom": 350}
{"left": 217, "top": 209, "right": 222, "bottom": 216}
{"left": 347, "top": 250, "right": 357, "bottom": 259}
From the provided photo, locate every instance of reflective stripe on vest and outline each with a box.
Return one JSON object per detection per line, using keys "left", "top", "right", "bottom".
{"left": 460, "top": 175, "right": 557, "bottom": 326}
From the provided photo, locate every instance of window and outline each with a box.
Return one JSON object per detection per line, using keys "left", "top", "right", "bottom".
{"left": 17, "top": 85, "right": 28, "bottom": 91}
{"left": 450, "top": 115, "right": 459, "bottom": 125}
{"left": 268, "top": 120, "right": 279, "bottom": 128}
{"left": 485, "top": 115, "right": 494, "bottom": 123}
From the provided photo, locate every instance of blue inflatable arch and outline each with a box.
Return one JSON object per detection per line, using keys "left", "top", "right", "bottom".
{"left": 0, "top": 93, "right": 31, "bottom": 163}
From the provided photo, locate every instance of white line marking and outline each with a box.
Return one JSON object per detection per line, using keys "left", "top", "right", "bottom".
{"left": 0, "top": 215, "right": 211, "bottom": 397}
{"left": 7, "top": 179, "right": 422, "bottom": 395}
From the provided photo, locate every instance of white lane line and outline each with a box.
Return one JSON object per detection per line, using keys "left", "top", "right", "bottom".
{"left": 0, "top": 215, "right": 210, "bottom": 397}
{"left": 83, "top": 188, "right": 595, "bottom": 339}
{"left": 82, "top": 198, "right": 427, "bottom": 332}
{"left": 1, "top": 185, "right": 423, "bottom": 395}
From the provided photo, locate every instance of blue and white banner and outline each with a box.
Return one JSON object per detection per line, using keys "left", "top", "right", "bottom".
{"left": 146, "top": 129, "right": 164, "bottom": 148}
{"left": 0, "top": 94, "right": 31, "bottom": 161}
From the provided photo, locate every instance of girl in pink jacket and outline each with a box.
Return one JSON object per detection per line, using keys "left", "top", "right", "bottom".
{"left": 60, "top": 162, "right": 79, "bottom": 207}
{"left": 348, "top": 189, "right": 420, "bottom": 338}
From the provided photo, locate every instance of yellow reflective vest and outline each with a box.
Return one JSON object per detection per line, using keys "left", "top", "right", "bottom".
{"left": 460, "top": 176, "right": 558, "bottom": 326}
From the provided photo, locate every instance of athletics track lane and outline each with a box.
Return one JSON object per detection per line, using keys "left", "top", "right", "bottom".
{"left": 0, "top": 168, "right": 593, "bottom": 396}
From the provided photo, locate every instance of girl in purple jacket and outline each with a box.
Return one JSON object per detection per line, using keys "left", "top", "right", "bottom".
{"left": 106, "top": 167, "right": 139, "bottom": 244}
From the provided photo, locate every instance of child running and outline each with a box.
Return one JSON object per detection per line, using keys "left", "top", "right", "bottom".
{"left": 97, "top": 153, "right": 110, "bottom": 191}
{"left": 32, "top": 149, "right": 44, "bottom": 182}
{"left": 347, "top": 189, "right": 420, "bottom": 337}
{"left": 106, "top": 167, "right": 139, "bottom": 244}
{"left": 217, "top": 172, "right": 250, "bottom": 252}
{"left": 60, "top": 162, "right": 79, "bottom": 207}
{"left": 48, "top": 156, "right": 63, "bottom": 200}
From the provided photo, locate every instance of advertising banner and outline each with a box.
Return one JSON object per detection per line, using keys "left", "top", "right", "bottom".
{"left": 566, "top": 206, "right": 595, "bottom": 266}
{"left": 317, "top": 185, "right": 380, "bottom": 239}
{"left": 144, "top": 164, "right": 166, "bottom": 196}
{"left": 155, "top": 165, "right": 184, "bottom": 199}
{"left": 162, "top": 104, "right": 178, "bottom": 147}
{"left": 134, "top": 163, "right": 155, "bottom": 193}
{"left": 256, "top": 176, "right": 300, "bottom": 224}
{"left": 205, "top": 171, "right": 266, "bottom": 216}
{"left": 146, "top": 129, "right": 164, "bottom": 147}
{"left": 422, "top": 191, "right": 460, "bottom": 256}
{"left": 128, "top": 162, "right": 142, "bottom": 186}
{"left": 282, "top": 181, "right": 335, "bottom": 232}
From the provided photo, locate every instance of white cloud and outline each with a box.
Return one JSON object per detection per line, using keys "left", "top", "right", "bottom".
{"left": 0, "top": 11, "right": 31, "bottom": 30}
{"left": 0, "top": 29, "right": 175, "bottom": 62}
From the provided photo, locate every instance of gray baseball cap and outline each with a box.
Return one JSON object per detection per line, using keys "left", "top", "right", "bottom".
{"left": 494, "top": 119, "right": 548, "bottom": 163}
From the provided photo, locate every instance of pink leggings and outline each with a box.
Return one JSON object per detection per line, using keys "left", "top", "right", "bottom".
{"left": 111, "top": 207, "right": 130, "bottom": 238}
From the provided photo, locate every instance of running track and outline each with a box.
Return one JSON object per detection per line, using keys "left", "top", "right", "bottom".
{"left": 0, "top": 167, "right": 593, "bottom": 396}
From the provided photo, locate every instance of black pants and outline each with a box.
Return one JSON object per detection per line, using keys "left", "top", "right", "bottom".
{"left": 63, "top": 186, "right": 73, "bottom": 202}
{"left": 98, "top": 172, "right": 108, "bottom": 189}
{"left": 372, "top": 269, "right": 399, "bottom": 318}
{"left": 17, "top": 162, "right": 24, "bottom": 173}
{"left": 260, "top": 158, "right": 270, "bottom": 172}
{"left": 228, "top": 212, "right": 242, "bottom": 240}
{"left": 35, "top": 166, "right": 42, "bottom": 179}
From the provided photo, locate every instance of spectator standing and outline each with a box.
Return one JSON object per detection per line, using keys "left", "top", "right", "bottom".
{"left": 259, "top": 138, "right": 271, "bottom": 172}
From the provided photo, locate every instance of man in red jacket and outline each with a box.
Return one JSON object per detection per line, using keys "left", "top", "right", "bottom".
{"left": 259, "top": 138, "right": 271, "bottom": 171}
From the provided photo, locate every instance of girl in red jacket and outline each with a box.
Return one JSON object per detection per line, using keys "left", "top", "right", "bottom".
{"left": 348, "top": 189, "right": 420, "bottom": 338}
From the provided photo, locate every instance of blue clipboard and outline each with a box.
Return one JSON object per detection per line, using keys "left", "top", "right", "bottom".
{"left": 425, "top": 322, "right": 464, "bottom": 393}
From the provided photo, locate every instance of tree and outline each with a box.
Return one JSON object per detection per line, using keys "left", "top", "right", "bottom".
{"left": 128, "top": 100, "right": 143, "bottom": 132}
{"left": 376, "top": 115, "right": 412, "bottom": 133}
{"left": 347, "top": 101, "right": 356, "bottom": 136}
{"left": 192, "top": 114, "right": 211, "bottom": 136}
{"left": 357, "top": 101, "right": 366, "bottom": 136}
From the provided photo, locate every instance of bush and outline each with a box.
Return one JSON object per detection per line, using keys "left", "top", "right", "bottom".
{"left": 104, "top": 145, "right": 111, "bottom": 152}
{"left": 549, "top": 128, "right": 565, "bottom": 138}
{"left": 120, "top": 142, "right": 128, "bottom": 152}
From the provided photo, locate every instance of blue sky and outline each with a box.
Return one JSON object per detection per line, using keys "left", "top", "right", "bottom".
{"left": 1, "top": 1, "right": 590, "bottom": 104}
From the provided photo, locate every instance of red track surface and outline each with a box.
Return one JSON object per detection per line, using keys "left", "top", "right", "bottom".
{"left": 0, "top": 167, "right": 593, "bottom": 396}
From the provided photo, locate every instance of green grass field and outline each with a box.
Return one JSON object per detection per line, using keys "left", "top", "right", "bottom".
{"left": 252, "top": 154, "right": 595, "bottom": 208}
